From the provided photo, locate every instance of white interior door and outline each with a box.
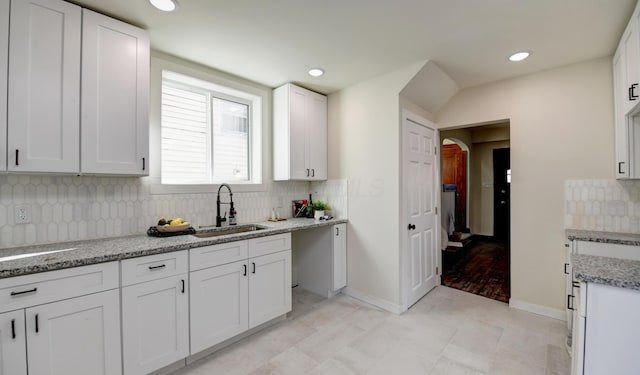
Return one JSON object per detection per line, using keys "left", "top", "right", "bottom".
{"left": 403, "top": 110, "right": 438, "bottom": 309}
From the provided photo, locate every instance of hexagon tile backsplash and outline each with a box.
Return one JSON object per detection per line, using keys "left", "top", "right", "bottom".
{"left": 565, "top": 179, "right": 640, "bottom": 233}
{"left": 0, "top": 175, "right": 348, "bottom": 248}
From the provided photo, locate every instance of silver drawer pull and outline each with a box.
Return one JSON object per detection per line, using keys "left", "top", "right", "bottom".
{"left": 10, "top": 287, "right": 37, "bottom": 296}
{"left": 148, "top": 264, "right": 166, "bottom": 270}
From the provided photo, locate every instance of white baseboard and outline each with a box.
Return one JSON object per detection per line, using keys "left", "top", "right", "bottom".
{"left": 509, "top": 298, "right": 566, "bottom": 321}
{"left": 341, "top": 287, "right": 403, "bottom": 314}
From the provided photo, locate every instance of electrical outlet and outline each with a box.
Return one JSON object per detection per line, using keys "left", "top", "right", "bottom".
{"left": 15, "top": 205, "right": 31, "bottom": 224}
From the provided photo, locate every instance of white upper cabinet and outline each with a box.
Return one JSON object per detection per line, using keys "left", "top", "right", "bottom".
{"left": 7, "top": 0, "right": 81, "bottom": 173}
{"left": 273, "top": 83, "right": 327, "bottom": 181}
{"left": 0, "top": 0, "right": 8, "bottom": 172}
{"left": 81, "top": 9, "right": 150, "bottom": 175}
{"left": 613, "top": 1, "right": 640, "bottom": 179}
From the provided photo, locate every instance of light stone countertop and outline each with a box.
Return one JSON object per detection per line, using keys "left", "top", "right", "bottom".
{"left": 566, "top": 229, "right": 640, "bottom": 246}
{"left": 0, "top": 218, "right": 347, "bottom": 279}
{"left": 572, "top": 253, "right": 640, "bottom": 291}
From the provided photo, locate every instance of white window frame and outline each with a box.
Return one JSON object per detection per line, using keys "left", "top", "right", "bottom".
{"left": 148, "top": 55, "right": 267, "bottom": 194}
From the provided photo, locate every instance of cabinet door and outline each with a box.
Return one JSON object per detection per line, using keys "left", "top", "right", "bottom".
{"left": 7, "top": 0, "right": 81, "bottom": 173}
{"left": 289, "top": 85, "right": 309, "bottom": 179}
{"left": 332, "top": 224, "right": 347, "bottom": 291}
{"left": 26, "top": 289, "right": 121, "bottom": 375}
{"left": 249, "top": 250, "right": 291, "bottom": 328}
{"left": 583, "top": 283, "right": 640, "bottom": 375}
{"left": 190, "top": 260, "right": 248, "bottom": 354}
{"left": 623, "top": 18, "right": 640, "bottom": 115}
{"left": 306, "top": 91, "right": 327, "bottom": 180}
{"left": 613, "top": 49, "right": 630, "bottom": 178}
{"left": 0, "top": 310, "right": 27, "bottom": 375}
{"left": 81, "top": 9, "right": 150, "bottom": 175}
{"left": 122, "top": 275, "right": 189, "bottom": 375}
{"left": 0, "top": 0, "right": 8, "bottom": 171}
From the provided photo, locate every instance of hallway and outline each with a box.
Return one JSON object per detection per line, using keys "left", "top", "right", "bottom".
{"left": 442, "top": 237, "right": 510, "bottom": 303}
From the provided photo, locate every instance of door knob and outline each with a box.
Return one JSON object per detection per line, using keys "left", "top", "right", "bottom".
{"left": 408, "top": 224, "right": 416, "bottom": 230}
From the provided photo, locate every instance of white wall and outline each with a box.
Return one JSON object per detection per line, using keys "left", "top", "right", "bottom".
{"left": 436, "top": 57, "right": 614, "bottom": 313}
{"left": 328, "top": 62, "right": 426, "bottom": 310}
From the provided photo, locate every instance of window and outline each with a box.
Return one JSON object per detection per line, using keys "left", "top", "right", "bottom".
{"left": 160, "top": 71, "right": 261, "bottom": 185}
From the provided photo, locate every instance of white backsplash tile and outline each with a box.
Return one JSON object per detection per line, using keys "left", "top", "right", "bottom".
{"left": 565, "top": 179, "right": 640, "bottom": 233}
{"left": 0, "top": 175, "right": 348, "bottom": 248}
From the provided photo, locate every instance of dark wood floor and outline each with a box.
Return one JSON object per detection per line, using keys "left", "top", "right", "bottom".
{"left": 441, "top": 236, "right": 510, "bottom": 303}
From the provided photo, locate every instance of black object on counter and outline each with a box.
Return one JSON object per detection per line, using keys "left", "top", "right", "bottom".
{"left": 307, "top": 193, "right": 314, "bottom": 218}
{"left": 146, "top": 226, "right": 197, "bottom": 237}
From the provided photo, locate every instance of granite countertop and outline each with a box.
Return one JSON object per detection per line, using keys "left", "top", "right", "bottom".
{"left": 572, "top": 253, "right": 640, "bottom": 291}
{"left": 566, "top": 229, "right": 640, "bottom": 246}
{"left": 0, "top": 218, "right": 347, "bottom": 279}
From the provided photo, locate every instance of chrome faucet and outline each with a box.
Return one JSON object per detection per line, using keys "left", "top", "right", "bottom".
{"left": 216, "top": 183, "right": 236, "bottom": 227}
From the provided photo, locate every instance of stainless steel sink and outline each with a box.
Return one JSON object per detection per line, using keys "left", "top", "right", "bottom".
{"left": 192, "top": 224, "right": 266, "bottom": 238}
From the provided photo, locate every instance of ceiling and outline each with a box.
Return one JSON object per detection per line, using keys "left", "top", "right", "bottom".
{"left": 71, "top": 0, "right": 636, "bottom": 96}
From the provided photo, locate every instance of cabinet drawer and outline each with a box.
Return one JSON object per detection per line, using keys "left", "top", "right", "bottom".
{"left": 0, "top": 262, "right": 119, "bottom": 313}
{"left": 248, "top": 233, "right": 291, "bottom": 258}
{"left": 190, "top": 241, "right": 248, "bottom": 271}
{"left": 121, "top": 251, "right": 187, "bottom": 286}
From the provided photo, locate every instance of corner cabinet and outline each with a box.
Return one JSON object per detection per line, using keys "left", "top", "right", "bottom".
{"left": 273, "top": 83, "right": 327, "bottom": 181}
{"left": 81, "top": 9, "right": 150, "bottom": 176}
{"left": 613, "top": 1, "right": 640, "bottom": 179}
{"left": 0, "top": 0, "right": 8, "bottom": 172}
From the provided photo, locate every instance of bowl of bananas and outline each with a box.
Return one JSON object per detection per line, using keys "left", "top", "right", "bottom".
{"left": 156, "top": 218, "right": 190, "bottom": 233}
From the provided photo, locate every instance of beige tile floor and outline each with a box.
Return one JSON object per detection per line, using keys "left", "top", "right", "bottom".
{"left": 172, "top": 286, "right": 571, "bottom": 375}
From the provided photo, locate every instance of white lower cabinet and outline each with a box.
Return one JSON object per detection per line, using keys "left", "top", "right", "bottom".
{"left": 121, "top": 251, "right": 189, "bottom": 375}
{"left": 27, "top": 289, "right": 122, "bottom": 375}
{"left": 0, "top": 310, "right": 27, "bottom": 375}
{"left": 248, "top": 251, "right": 292, "bottom": 328}
{"left": 0, "top": 262, "right": 121, "bottom": 375}
{"left": 0, "top": 290, "right": 121, "bottom": 375}
{"left": 189, "top": 234, "right": 292, "bottom": 355}
{"left": 190, "top": 260, "right": 249, "bottom": 354}
{"left": 332, "top": 223, "right": 347, "bottom": 291}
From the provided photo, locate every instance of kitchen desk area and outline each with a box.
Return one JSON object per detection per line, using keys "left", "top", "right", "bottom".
{"left": 565, "top": 230, "right": 640, "bottom": 375}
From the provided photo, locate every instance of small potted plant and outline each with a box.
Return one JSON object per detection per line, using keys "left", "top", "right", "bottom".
{"left": 307, "top": 200, "right": 331, "bottom": 220}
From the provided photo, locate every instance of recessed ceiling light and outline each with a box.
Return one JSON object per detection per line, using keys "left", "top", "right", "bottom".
{"left": 509, "top": 51, "right": 530, "bottom": 62}
{"left": 149, "top": 0, "right": 178, "bottom": 12}
{"left": 308, "top": 68, "right": 325, "bottom": 77}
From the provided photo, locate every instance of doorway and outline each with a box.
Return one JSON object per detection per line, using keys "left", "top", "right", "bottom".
{"left": 439, "top": 123, "right": 511, "bottom": 303}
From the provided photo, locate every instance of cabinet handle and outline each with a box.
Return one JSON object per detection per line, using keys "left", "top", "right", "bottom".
{"left": 572, "top": 281, "right": 580, "bottom": 288}
{"left": 15, "top": 149, "right": 19, "bottom": 166}
{"left": 243, "top": 264, "right": 247, "bottom": 276}
{"left": 567, "top": 295, "right": 574, "bottom": 311}
{"left": 11, "top": 319, "right": 16, "bottom": 339}
{"left": 408, "top": 224, "right": 416, "bottom": 230}
{"left": 148, "top": 264, "right": 166, "bottom": 270}
{"left": 618, "top": 161, "right": 625, "bottom": 174}
{"left": 142, "top": 157, "right": 146, "bottom": 171}
{"left": 564, "top": 263, "right": 569, "bottom": 275}
{"left": 630, "top": 83, "right": 639, "bottom": 100}
{"left": 306, "top": 169, "right": 310, "bottom": 177}
{"left": 35, "top": 314, "right": 39, "bottom": 333}
{"left": 181, "top": 279, "right": 185, "bottom": 294}
{"left": 252, "top": 262, "right": 256, "bottom": 274}
{"left": 312, "top": 169, "right": 315, "bottom": 177}
{"left": 336, "top": 227, "right": 340, "bottom": 236}
{"left": 10, "top": 287, "right": 37, "bottom": 296}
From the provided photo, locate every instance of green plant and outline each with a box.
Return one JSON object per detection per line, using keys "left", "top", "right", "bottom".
{"left": 307, "top": 200, "right": 331, "bottom": 213}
